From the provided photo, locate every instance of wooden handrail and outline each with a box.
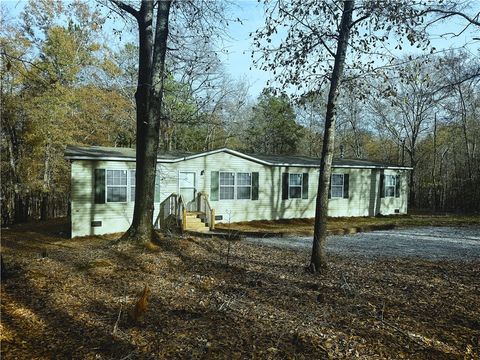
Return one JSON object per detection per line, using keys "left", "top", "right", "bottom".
{"left": 156, "top": 192, "right": 213, "bottom": 232}
{"left": 198, "top": 192, "right": 215, "bottom": 230}
{"left": 155, "top": 192, "right": 187, "bottom": 230}
{"left": 177, "top": 194, "right": 187, "bottom": 231}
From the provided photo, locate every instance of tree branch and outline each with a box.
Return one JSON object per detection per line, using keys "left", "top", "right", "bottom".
{"left": 350, "top": 13, "right": 371, "bottom": 29}
{"left": 424, "top": 8, "right": 480, "bottom": 28}
{"left": 278, "top": 4, "right": 336, "bottom": 58}
{"left": 110, "top": 0, "right": 140, "bottom": 20}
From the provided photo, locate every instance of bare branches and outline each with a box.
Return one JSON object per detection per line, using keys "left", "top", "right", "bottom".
{"left": 110, "top": 0, "right": 140, "bottom": 20}
{"left": 277, "top": 4, "right": 336, "bottom": 57}
{"left": 433, "top": 69, "right": 480, "bottom": 94}
{"left": 424, "top": 8, "right": 480, "bottom": 28}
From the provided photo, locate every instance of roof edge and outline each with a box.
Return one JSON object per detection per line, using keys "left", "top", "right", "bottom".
{"left": 65, "top": 146, "right": 412, "bottom": 170}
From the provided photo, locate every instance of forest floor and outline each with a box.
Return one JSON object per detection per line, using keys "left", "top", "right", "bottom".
{"left": 215, "top": 214, "right": 480, "bottom": 236}
{"left": 1, "top": 219, "right": 479, "bottom": 359}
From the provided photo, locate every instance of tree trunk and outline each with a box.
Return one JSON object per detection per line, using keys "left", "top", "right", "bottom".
{"left": 409, "top": 154, "right": 416, "bottom": 207}
{"left": 40, "top": 193, "right": 48, "bottom": 221}
{"left": 14, "top": 193, "right": 24, "bottom": 223}
{"left": 310, "top": 0, "right": 354, "bottom": 272}
{"left": 117, "top": 0, "right": 172, "bottom": 244}
{"left": 431, "top": 113, "right": 437, "bottom": 212}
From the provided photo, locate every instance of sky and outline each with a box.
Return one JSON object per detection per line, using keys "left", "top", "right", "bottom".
{"left": 220, "top": 1, "right": 271, "bottom": 98}
{"left": 3, "top": 0, "right": 479, "bottom": 99}
{"left": 219, "top": 0, "right": 479, "bottom": 98}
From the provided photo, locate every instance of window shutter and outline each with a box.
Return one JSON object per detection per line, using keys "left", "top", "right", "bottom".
{"left": 252, "top": 172, "right": 259, "bottom": 200}
{"left": 380, "top": 173, "right": 385, "bottom": 198}
{"left": 94, "top": 169, "right": 105, "bottom": 204}
{"left": 302, "top": 173, "right": 309, "bottom": 199}
{"left": 395, "top": 174, "right": 401, "bottom": 198}
{"left": 343, "top": 173, "right": 349, "bottom": 199}
{"left": 282, "top": 173, "right": 289, "bottom": 200}
{"left": 210, "top": 171, "right": 219, "bottom": 201}
{"left": 328, "top": 175, "right": 332, "bottom": 199}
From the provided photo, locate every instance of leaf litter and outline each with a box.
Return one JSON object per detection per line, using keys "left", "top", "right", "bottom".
{"left": 1, "top": 219, "right": 479, "bottom": 359}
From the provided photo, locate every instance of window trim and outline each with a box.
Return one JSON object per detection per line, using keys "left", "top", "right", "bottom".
{"left": 330, "top": 174, "right": 344, "bottom": 199}
{"left": 106, "top": 169, "right": 128, "bottom": 203}
{"left": 384, "top": 174, "right": 396, "bottom": 198}
{"left": 219, "top": 171, "right": 235, "bottom": 200}
{"left": 288, "top": 173, "right": 303, "bottom": 199}
{"left": 236, "top": 172, "right": 252, "bottom": 200}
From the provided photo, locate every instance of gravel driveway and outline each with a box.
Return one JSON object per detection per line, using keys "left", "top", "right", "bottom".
{"left": 246, "top": 226, "right": 480, "bottom": 261}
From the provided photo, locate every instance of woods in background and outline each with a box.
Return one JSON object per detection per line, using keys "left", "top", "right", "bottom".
{"left": 1, "top": 1, "right": 135, "bottom": 224}
{"left": 1, "top": 1, "right": 479, "bottom": 226}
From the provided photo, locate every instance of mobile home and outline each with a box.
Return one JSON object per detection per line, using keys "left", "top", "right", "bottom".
{"left": 65, "top": 146, "right": 410, "bottom": 237}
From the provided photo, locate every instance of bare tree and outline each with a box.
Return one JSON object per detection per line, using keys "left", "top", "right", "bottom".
{"left": 110, "top": 0, "right": 229, "bottom": 243}
{"left": 111, "top": 0, "right": 172, "bottom": 243}
{"left": 254, "top": 0, "right": 434, "bottom": 271}
{"left": 369, "top": 58, "right": 444, "bottom": 206}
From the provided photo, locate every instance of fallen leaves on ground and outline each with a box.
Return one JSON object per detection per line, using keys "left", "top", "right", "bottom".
{"left": 1, "top": 219, "right": 479, "bottom": 359}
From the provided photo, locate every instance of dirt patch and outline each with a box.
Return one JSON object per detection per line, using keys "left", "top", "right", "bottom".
{"left": 1, "top": 219, "right": 479, "bottom": 359}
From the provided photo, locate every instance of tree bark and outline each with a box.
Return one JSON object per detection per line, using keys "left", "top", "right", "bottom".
{"left": 431, "top": 113, "right": 437, "bottom": 212}
{"left": 310, "top": 0, "right": 354, "bottom": 272}
{"left": 116, "top": 0, "right": 172, "bottom": 243}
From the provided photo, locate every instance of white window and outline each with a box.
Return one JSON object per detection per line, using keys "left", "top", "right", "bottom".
{"left": 385, "top": 175, "right": 396, "bottom": 197}
{"left": 220, "top": 172, "right": 235, "bottom": 200}
{"left": 237, "top": 173, "right": 252, "bottom": 199}
{"left": 107, "top": 170, "right": 127, "bottom": 202}
{"left": 289, "top": 173, "right": 302, "bottom": 199}
{"left": 331, "top": 174, "right": 344, "bottom": 198}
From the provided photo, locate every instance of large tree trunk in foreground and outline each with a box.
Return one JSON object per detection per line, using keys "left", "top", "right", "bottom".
{"left": 114, "top": 0, "right": 172, "bottom": 243}
{"left": 310, "top": 0, "right": 354, "bottom": 272}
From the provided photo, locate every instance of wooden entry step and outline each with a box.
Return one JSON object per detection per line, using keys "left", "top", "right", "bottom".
{"left": 184, "top": 211, "right": 209, "bottom": 232}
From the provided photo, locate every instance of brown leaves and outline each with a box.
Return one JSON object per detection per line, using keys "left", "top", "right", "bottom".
{"left": 1, "top": 220, "right": 479, "bottom": 358}
{"left": 128, "top": 284, "right": 151, "bottom": 324}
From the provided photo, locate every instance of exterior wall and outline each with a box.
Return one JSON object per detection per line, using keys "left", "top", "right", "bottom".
{"left": 70, "top": 160, "right": 160, "bottom": 237}
{"left": 70, "top": 151, "right": 409, "bottom": 237}
{"left": 376, "top": 169, "right": 409, "bottom": 215}
{"left": 328, "top": 168, "right": 372, "bottom": 217}
{"left": 158, "top": 152, "right": 317, "bottom": 224}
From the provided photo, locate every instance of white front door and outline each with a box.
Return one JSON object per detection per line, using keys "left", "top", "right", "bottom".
{"left": 179, "top": 172, "right": 196, "bottom": 211}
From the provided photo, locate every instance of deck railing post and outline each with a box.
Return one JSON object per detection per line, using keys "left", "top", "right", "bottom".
{"left": 182, "top": 207, "right": 187, "bottom": 232}
{"left": 210, "top": 208, "right": 215, "bottom": 230}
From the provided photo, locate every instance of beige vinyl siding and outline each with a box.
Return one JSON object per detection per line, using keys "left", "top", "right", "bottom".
{"left": 70, "top": 160, "right": 161, "bottom": 237}
{"left": 327, "top": 168, "right": 408, "bottom": 217}
{"left": 70, "top": 150, "right": 409, "bottom": 237}
{"left": 328, "top": 168, "right": 371, "bottom": 217}
{"left": 377, "top": 169, "right": 408, "bottom": 215}
{"left": 157, "top": 152, "right": 317, "bottom": 223}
